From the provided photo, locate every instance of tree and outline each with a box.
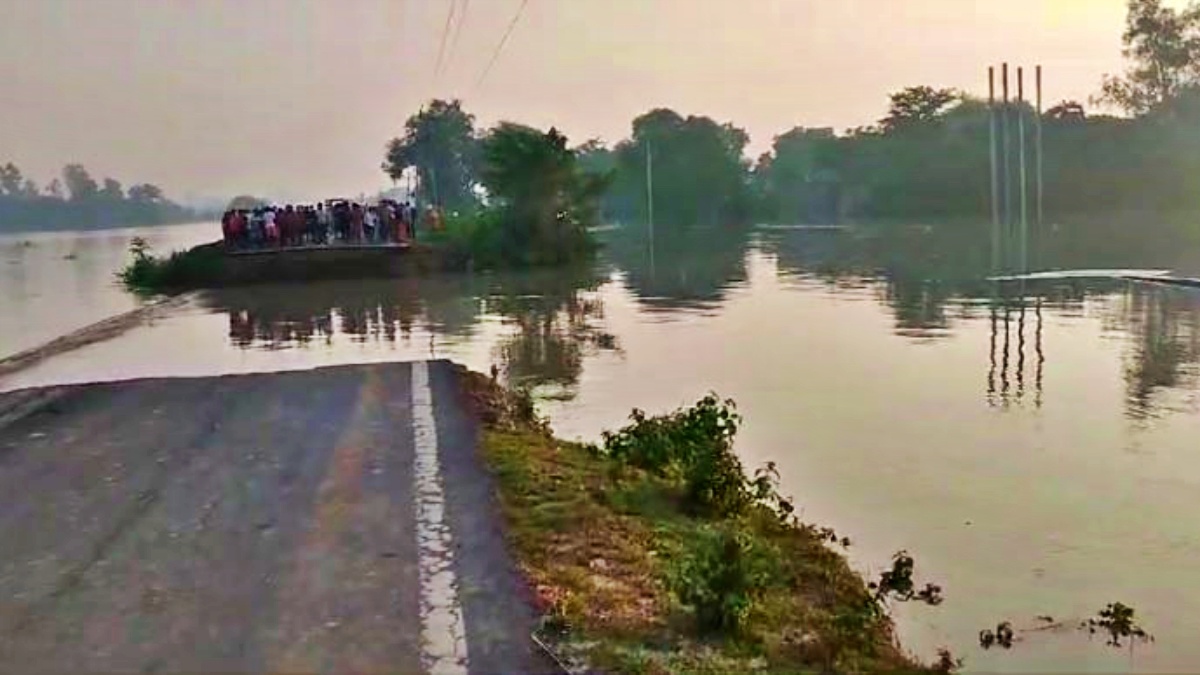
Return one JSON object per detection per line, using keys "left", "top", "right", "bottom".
{"left": 612, "top": 108, "right": 752, "bottom": 227}
{"left": 127, "top": 183, "right": 164, "bottom": 204}
{"left": 574, "top": 140, "right": 620, "bottom": 222}
{"left": 1098, "top": 0, "right": 1200, "bottom": 115}
{"left": 879, "top": 86, "right": 961, "bottom": 132}
{"left": 20, "top": 179, "right": 39, "bottom": 197}
{"left": 754, "top": 127, "right": 840, "bottom": 223}
{"left": 62, "top": 163, "right": 98, "bottom": 201}
{"left": 45, "top": 178, "right": 64, "bottom": 199}
{"left": 382, "top": 99, "right": 479, "bottom": 211}
{"left": 0, "top": 163, "right": 23, "bottom": 196}
{"left": 101, "top": 178, "right": 124, "bottom": 202}
{"left": 476, "top": 123, "right": 608, "bottom": 265}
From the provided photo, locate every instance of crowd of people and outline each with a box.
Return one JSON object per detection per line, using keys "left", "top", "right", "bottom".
{"left": 220, "top": 199, "right": 428, "bottom": 249}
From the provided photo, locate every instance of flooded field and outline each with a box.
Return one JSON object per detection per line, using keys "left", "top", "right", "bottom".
{"left": 4, "top": 221, "right": 1200, "bottom": 671}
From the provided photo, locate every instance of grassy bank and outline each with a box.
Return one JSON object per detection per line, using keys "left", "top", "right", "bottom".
{"left": 119, "top": 238, "right": 226, "bottom": 294}
{"left": 458, "top": 368, "right": 947, "bottom": 673}
{"left": 117, "top": 238, "right": 460, "bottom": 295}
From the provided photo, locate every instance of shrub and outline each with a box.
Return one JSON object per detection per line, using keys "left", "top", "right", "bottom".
{"left": 118, "top": 238, "right": 224, "bottom": 293}
{"left": 600, "top": 395, "right": 802, "bottom": 520}
{"left": 669, "top": 526, "right": 776, "bottom": 635}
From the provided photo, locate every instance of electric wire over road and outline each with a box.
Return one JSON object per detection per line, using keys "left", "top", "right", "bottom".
{"left": 473, "top": 0, "right": 531, "bottom": 91}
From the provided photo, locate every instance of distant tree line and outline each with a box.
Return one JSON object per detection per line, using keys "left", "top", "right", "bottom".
{"left": 384, "top": 0, "right": 1200, "bottom": 231}
{"left": 0, "top": 162, "right": 196, "bottom": 233}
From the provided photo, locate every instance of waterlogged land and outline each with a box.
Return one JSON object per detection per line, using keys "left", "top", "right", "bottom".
{"left": 5, "top": 220, "right": 1200, "bottom": 670}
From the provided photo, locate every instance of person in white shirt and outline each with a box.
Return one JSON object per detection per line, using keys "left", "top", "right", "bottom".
{"left": 365, "top": 207, "right": 380, "bottom": 243}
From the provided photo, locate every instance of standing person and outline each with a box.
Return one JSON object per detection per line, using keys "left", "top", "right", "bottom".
{"left": 221, "top": 210, "right": 233, "bottom": 245}
{"left": 250, "top": 208, "right": 264, "bottom": 247}
{"left": 365, "top": 206, "right": 380, "bottom": 243}
{"left": 335, "top": 202, "right": 350, "bottom": 242}
{"left": 350, "top": 203, "right": 364, "bottom": 242}
{"left": 316, "top": 203, "right": 331, "bottom": 244}
{"left": 305, "top": 206, "right": 319, "bottom": 245}
{"left": 231, "top": 210, "right": 247, "bottom": 249}
{"left": 287, "top": 205, "right": 301, "bottom": 246}
{"left": 264, "top": 207, "right": 279, "bottom": 247}
{"left": 379, "top": 202, "right": 395, "bottom": 243}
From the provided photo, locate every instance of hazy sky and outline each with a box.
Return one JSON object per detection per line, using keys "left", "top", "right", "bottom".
{"left": 0, "top": 0, "right": 1174, "bottom": 201}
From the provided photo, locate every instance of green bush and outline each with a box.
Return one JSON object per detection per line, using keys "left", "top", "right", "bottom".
{"left": 669, "top": 525, "right": 777, "bottom": 635}
{"left": 601, "top": 395, "right": 740, "bottom": 473}
{"left": 600, "top": 395, "right": 765, "bottom": 518}
{"left": 118, "top": 237, "right": 224, "bottom": 293}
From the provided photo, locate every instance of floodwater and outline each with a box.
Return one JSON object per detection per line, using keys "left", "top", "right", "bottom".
{"left": 0, "top": 222, "right": 214, "bottom": 357}
{"left": 5, "top": 220, "right": 1200, "bottom": 672}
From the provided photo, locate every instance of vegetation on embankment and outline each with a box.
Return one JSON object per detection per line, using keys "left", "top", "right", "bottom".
{"left": 118, "top": 238, "right": 226, "bottom": 294}
{"left": 118, "top": 238, "right": 463, "bottom": 295}
{"left": 458, "top": 367, "right": 950, "bottom": 673}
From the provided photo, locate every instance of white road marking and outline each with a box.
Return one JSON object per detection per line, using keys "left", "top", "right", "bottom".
{"left": 411, "top": 361, "right": 470, "bottom": 674}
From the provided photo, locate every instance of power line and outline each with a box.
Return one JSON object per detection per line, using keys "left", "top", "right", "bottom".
{"left": 445, "top": 0, "right": 471, "bottom": 73}
{"left": 433, "top": 0, "right": 459, "bottom": 79}
{"left": 473, "top": 0, "right": 530, "bottom": 91}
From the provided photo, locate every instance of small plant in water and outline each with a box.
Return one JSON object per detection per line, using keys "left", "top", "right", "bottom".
{"left": 1082, "top": 602, "right": 1153, "bottom": 648}
{"left": 979, "top": 621, "right": 1016, "bottom": 650}
{"left": 869, "top": 551, "right": 943, "bottom": 606}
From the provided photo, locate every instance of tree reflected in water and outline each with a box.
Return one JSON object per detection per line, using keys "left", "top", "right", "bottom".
{"left": 199, "top": 265, "right": 620, "bottom": 399}
{"left": 1119, "top": 287, "right": 1200, "bottom": 420}
{"left": 598, "top": 224, "right": 753, "bottom": 315}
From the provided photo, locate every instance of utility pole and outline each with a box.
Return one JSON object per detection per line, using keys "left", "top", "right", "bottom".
{"left": 988, "top": 62, "right": 1045, "bottom": 275}
{"left": 1001, "top": 63, "right": 1012, "bottom": 269}
{"left": 989, "top": 66, "right": 1000, "bottom": 274}
{"left": 1018, "top": 67, "right": 1029, "bottom": 274}
{"left": 1036, "top": 65, "right": 1045, "bottom": 236}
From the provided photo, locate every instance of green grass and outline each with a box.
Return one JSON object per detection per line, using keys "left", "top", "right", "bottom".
{"left": 118, "top": 238, "right": 225, "bottom": 294}
{"left": 460, "top": 368, "right": 934, "bottom": 673}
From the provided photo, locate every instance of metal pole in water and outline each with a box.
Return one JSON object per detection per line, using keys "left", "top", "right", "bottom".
{"left": 1001, "top": 63, "right": 1011, "bottom": 273}
{"left": 1018, "top": 67, "right": 1029, "bottom": 275}
{"left": 1035, "top": 65, "right": 1044, "bottom": 264}
{"left": 989, "top": 66, "right": 1001, "bottom": 274}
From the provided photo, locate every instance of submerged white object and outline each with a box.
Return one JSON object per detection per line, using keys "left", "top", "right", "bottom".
{"left": 988, "top": 269, "right": 1172, "bottom": 282}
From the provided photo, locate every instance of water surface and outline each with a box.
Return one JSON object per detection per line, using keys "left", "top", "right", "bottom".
{"left": 4, "top": 222, "right": 1200, "bottom": 672}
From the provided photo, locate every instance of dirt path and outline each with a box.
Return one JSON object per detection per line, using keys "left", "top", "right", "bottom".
{"left": 0, "top": 361, "right": 543, "bottom": 673}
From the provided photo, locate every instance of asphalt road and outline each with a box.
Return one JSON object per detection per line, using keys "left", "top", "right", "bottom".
{"left": 0, "top": 361, "right": 542, "bottom": 673}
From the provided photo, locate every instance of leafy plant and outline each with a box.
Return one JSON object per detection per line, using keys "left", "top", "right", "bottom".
{"left": 118, "top": 239, "right": 224, "bottom": 293}
{"left": 979, "top": 621, "right": 1016, "bottom": 650}
{"left": 869, "top": 551, "right": 943, "bottom": 606}
{"left": 669, "top": 525, "right": 776, "bottom": 635}
{"left": 1083, "top": 602, "right": 1153, "bottom": 648}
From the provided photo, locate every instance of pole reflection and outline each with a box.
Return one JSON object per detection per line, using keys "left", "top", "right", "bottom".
{"left": 988, "top": 293, "right": 1045, "bottom": 409}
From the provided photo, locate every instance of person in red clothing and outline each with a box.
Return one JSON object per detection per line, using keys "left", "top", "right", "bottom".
{"left": 284, "top": 205, "right": 299, "bottom": 246}
{"left": 229, "top": 210, "right": 246, "bottom": 248}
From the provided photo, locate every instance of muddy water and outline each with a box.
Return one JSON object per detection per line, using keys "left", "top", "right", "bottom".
{"left": 0, "top": 222, "right": 214, "bottom": 357}
{"left": 5, "top": 222, "right": 1200, "bottom": 671}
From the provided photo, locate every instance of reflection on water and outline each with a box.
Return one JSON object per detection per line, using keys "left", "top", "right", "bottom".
{"left": 8, "top": 222, "right": 1200, "bottom": 671}
{"left": 1121, "top": 288, "right": 1200, "bottom": 420}
{"left": 987, "top": 298, "right": 1047, "bottom": 410}
{"left": 199, "top": 267, "right": 619, "bottom": 400}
